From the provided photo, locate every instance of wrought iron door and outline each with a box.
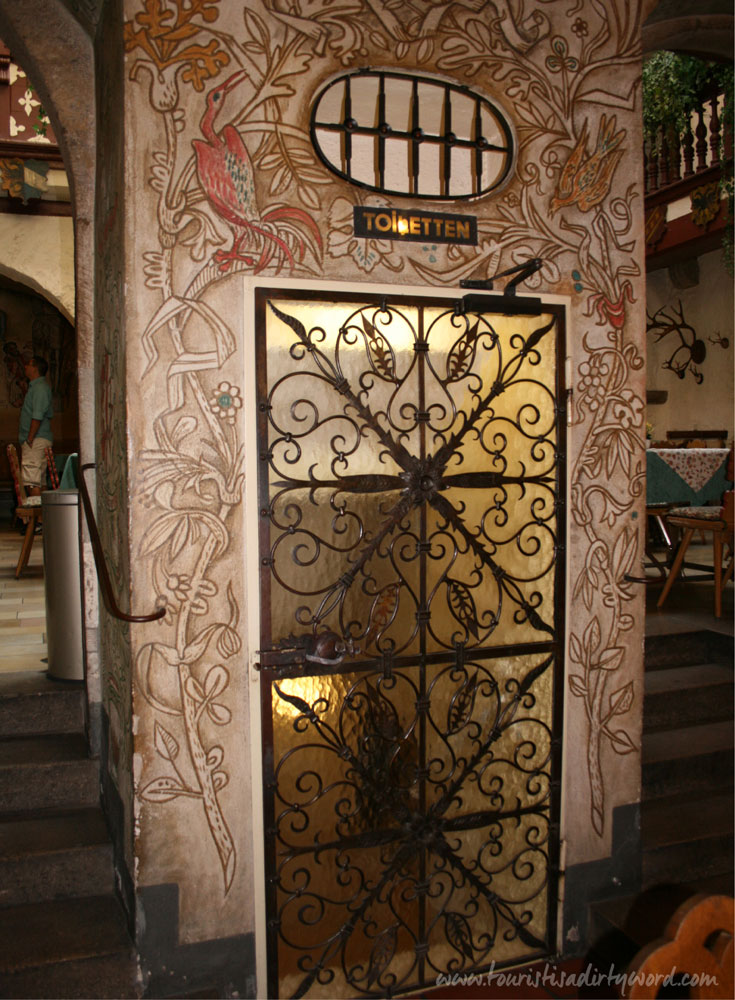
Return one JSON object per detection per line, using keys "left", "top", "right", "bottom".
{"left": 256, "top": 289, "right": 566, "bottom": 998}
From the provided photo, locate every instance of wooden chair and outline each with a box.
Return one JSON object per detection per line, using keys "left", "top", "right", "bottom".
{"left": 6, "top": 443, "right": 42, "bottom": 578}
{"left": 657, "top": 490, "right": 734, "bottom": 617}
{"left": 666, "top": 429, "right": 728, "bottom": 448}
{"left": 44, "top": 445, "right": 59, "bottom": 489}
{"left": 622, "top": 894, "right": 733, "bottom": 998}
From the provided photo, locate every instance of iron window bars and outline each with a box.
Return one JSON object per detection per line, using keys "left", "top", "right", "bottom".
{"left": 310, "top": 70, "right": 516, "bottom": 200}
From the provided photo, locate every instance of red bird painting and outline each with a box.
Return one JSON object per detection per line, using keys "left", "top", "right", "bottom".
{"left": 193, "top": 69, "right": 321, "bottom": 273}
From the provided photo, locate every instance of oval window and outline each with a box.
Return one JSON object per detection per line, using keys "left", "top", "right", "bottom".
{"left": 310, "top": 70, "right": 516, "bottom": 201}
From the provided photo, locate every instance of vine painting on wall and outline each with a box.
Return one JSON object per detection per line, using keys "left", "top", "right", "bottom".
{"left": 125, "top": 0, "right": 646, "bottom": 896}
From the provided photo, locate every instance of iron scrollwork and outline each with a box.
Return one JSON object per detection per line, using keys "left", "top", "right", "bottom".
{"left": 257, "top": 292, "right": 565, "bottom": 997}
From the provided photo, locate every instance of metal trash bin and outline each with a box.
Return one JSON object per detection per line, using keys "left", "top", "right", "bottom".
{"left": 42, "top": 489, "right": 84, "bottom": 681}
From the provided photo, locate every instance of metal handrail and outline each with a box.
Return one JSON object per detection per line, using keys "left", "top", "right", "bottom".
{"left": 79, "top": 462, "right": 165, "bottom": 624}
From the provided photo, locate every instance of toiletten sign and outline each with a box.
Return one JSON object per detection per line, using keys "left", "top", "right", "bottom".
{"left": 353, "top": 206, "right": 478, "bottom": 245}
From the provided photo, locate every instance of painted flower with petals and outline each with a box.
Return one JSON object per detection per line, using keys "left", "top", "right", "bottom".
{"left": 210, "top": 382, "right": 242, "bottom": 424}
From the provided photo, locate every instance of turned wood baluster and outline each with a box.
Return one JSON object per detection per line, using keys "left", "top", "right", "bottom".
{"left": 646, "top": 136, "right": 659, "bottom": 193}
{"left": 682, "top": 121, "right": 695, "bottom": 177}
{"left": 669, "top": 126, "right": 681, "bottom": 183}
{"left": 694, "top": 103, "right": 708, "bottom": 171}
{"left": 659, "top": 125, "right": 670, "bottom": 187}
{"left": 709, "top": 92, "right": 721, "bottom": 168}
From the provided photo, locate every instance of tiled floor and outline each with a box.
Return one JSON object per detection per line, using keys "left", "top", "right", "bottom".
{"left": 0, "top": 518, "right": 47, "bottom": 674}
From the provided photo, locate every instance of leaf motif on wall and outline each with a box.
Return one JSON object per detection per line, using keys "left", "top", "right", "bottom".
{"left": 568, "top": 674, "right": 587, "bottom": 698}
{"left": 597, "top": 646, "right": 624, "bottom": 671}
{"left": 204, "top": 664, "right": 229, "bottom": 699}
{"left": 604, "top": 727, "right": 637, "bottom": 755}
{"left": 154, "top": 721, "right": 180, "bottom": 762}
{"left": 244, "top": 10, "right": 271, "bottom": 53}
{"left": 170, "top": 416, "right": 197, "bottom": 447}
{"left": 607, "top": 681, "right": 633, "bottom": 718}
{"left": 140, "top": 776, "right": 197, "bottom": 803}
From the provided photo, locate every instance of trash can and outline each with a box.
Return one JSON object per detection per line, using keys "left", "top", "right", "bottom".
{"left": 42, "top": 489, "right": 84, "bottom": 681}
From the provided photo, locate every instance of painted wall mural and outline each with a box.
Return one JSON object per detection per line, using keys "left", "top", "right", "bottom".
{"left": 123, "top": 0, "right": 648, "bottom": 932}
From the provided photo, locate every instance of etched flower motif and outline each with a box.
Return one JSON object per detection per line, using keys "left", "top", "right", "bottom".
{"left": 571, "top": 18, "right": 588, "bottom": 37}
{"left": 210, "top": 382, "right": 242, "bottom": 424}
{"left": 546, "top": 37, "right": 578, "bottom": 74}
{"left": 578, "top": 356, "right": 610, "bottom": 411}
{"left": 167, "top": 573, "right": 192, "bottom": 602}
{"left": 327, "top": 197, "right": 401, "bottom": 273}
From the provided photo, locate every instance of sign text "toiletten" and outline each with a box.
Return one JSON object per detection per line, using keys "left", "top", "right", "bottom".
{"left": 353, "top": 207, "right": 477, "bottom": 245}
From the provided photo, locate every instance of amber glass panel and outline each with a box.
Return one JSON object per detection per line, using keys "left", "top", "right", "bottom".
{"left": 263, "top": 298, "right": 558, "bottom": 656}
{"left": 271, "top": 653, "right": 553, "bottom": 997}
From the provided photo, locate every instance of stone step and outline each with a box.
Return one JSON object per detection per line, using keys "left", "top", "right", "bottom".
{"left": 0, "top": 808, "right": 113, "bottom": 908}
{"left": 641, "top": 791, "right": 734, "bottom": 888}
{"left": 642, "top": 719, "right": 734, "bottom": 800}
{"left": 643, "top": 662, "right": 734, "bottom": 731}
{"left": 0, "top": 734, "right": 98, "bottom": 813}
{"left": 0, "top": 895, "right": 137, "bottom": 999}
{"left": 0, "top": 672, "right": 85, "bottom": 738}
{"left": 644, "top": 630, "right": 733, "bottom": 671}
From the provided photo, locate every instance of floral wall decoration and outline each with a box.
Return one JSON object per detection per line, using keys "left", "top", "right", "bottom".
{"left": 123, "top": 0, "right": 649, "bottom": 931}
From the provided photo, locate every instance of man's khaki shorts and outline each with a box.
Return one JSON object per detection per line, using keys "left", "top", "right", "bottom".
{"left": 21, "top": 437, "right": 52, "bottom": 489}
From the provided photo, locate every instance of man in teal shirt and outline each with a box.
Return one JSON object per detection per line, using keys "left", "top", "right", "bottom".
{"left": 19, "top": 355, "right": 53, "bottom": 496}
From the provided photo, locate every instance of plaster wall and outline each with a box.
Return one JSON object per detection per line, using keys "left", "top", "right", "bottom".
{"left": 121, "top": 0, "right": 652, "bottom": 974}
{"left": 0, "top": 214, "right": 74, "bottom": 322}
{"left": 646, "top": 249, "right": 734, "bottom": 442}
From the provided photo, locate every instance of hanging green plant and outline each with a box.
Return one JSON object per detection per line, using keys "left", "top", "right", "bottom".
{"left": 642, "top": 52, "right": 731, "bottom": 144}
{"left": 643, "top": 51, "right": 733, "bottom": 275}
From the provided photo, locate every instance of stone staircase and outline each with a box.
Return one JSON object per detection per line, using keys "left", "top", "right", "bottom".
{"left": 589, "top": 628, "right": 734, "bottom": 971}
{"left": 0, "top": 671, "right": 138, "bottom": 998}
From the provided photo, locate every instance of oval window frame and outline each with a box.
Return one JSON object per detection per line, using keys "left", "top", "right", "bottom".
{"left": 310, "top": 69, "right": 517, "bottom": 202}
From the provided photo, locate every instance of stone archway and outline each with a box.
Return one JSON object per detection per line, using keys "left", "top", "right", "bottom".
{"left": 0, "top": 1, "right": 101, "bottom": 736}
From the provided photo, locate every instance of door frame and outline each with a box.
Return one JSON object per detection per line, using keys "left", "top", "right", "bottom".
{"left": 245, "top": 277, "right": 570, "bottom": 998}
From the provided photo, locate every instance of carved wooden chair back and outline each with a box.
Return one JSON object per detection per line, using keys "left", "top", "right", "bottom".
{"left": 623, "top": 894, "right": 733, "bottom": 999}
{"left": 44, "top": 446, "right": 59, "bottom": 489}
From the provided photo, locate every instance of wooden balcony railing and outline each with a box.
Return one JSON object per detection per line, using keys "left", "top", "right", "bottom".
{"left": 644, "top": 87, "right": 731, "bottom": 200}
